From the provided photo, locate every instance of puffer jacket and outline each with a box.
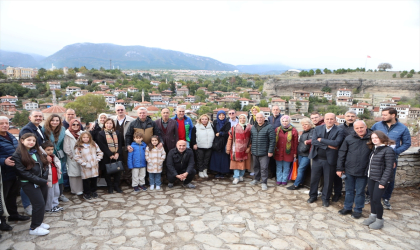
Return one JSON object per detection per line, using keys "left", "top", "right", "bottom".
{"left": 190, "top": 123, "right": 215, "bottom": 149}
{"left": 127, "top": 142, "right": 147, "bottom": 169}
{"left": 337, "top": 129, "right": 372, "bottom": 176}
{"left": 297, "top": 128, "right": 314, "bottom": 156}
{"left": 12, "top": 150, "right": 48, "bottom": 186}
{"left": 366, "top": 145, "right": 395, "bottom": 186}
{"left": 250, "top": 121, "right": 275, "bottom": 156}
{"left": 0, "top": 132, "right": 19, "bottom": 181}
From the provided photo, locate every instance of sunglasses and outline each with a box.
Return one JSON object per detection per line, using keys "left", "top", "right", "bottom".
{"left": 117, "top": 109, "right": 124, "bottom": 112}
{"left": 72, "top": 124, "right": 80, "bottom": 126}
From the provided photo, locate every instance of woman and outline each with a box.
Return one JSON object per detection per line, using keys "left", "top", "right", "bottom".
{"left": 0, "top": 166, "right": 10, "bottom": 239}
{"left": 90, "top": 113, "right": 108, "bottom": 142}
{"left": 362, "top": 131, "right": 395, "bottom": 230}
{"left": 274, "top": 115, "right": 298, "bottom": 186}
{"left": 97, "top": 118, "right": 123, "bottom": 193}
{"left": 209, "top": 110, "right": 231, "bottom": 178}
{"left": 226, "top": 114, "right": 252, "bottom": 184}
{"left": 191, "top": 114, "right": 215, "bottom": 178}
{"left": 248, "top": 106, "right": 260, "bottom": 125}
{"left": 287, "top": 118, "right": 314, "bottom": 190}
{"left": 63, "top": 119, "right": 83, "bottom": 195}
{"left": 42, "top": 114, "right": 69, "bottom": 202}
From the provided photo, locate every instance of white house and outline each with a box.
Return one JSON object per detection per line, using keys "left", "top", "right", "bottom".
{"left": 185, "top": 95, "right": 195, "bottom": 103}
{"left": 150, "top": 81, "right": 161, "bottom": 86}
{"left": 114, "top": 90, "right": 128, "bottom": 97}
{"left": 128, "top": 87, "right": 138, "bottom": 93}
{"left": 395, "top": 105, "right": 410, "bottom": 119}
{"left": 21, "top": 82, "right": 37, "bottom": 89}
{"left": 191, "top": 102, "right": 204, "bottom": 111}
{"left": 0, "top": 95, "right": 18, "bottom": 105}
{"left": 349, "top": 105, "right": 364, "bottom": 115}
{"left": 336, "top": 115, "right": 345, "bottom": 124}
{"left": 149, "top": 93, "right": 162, "bottom": 102}
{"left": 324, "top": 93, "right": 333, "bottom": 101}
{"left": 75, "top": 79, "right": 89, "bottom": 85}
{"left": 337, "top": 88, "right": 352, "bottom": 97}
{"left": 336, "top": 97, "right": 353, "bottom": 107}
{"left": 102, "top": 94, "right": 116, "bottom": 104}
{"left": 76, "top": 72, "right": 85, "bottom": 77}
{"left": 24, "top": 101, "right": 39, "bottom": 111}
{"left": 239, "top": 98, "right": 250, "bottom": 110}
{"left": 66, "top": 86, "right": 81, "bottom": 96}
{"left": 48, "top": 81, "right": 61, "bottom": 90}
{"left": 379, "top": 101, "right": 397, "bottom": 111}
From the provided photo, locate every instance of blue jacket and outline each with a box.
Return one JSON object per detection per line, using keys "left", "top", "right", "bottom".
{"left": 127, "top": 142, "right": 147, "bottom": 169}
{"left": 19, "top": 122, "right": 46, "bottom": 145}
{"left": 172, "top": 115, "right": 194, "bottom": 142}
{"left": 0, "top": 132, "right": 19, "bottom": 181}
{"left": 371, "top": 119, "right": 411, "bottom": 156}
{"left": 267, "top": 114, "right": 282, "bottom": 129}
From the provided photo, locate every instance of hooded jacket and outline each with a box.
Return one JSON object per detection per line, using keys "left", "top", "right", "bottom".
{"left": 127, "top": 141, "right": 147, "bottom": 169}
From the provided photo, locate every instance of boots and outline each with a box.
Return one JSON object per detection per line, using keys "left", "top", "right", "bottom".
{"left": 203, "top": 169, "right": 208, "bottom": 178}
{"left": 362, "top": 214, "right": 377, "bottom": 226}
{"left": 114, "top": 183, "right": 122, "bottom": 193}
{"left": 0, "top": 217, "right": 12, "bottom": 231}
{"left": 369, "top": 218, "right": 384, "bottom": 230}
{"left": 113, "top": 172, "right": 123, "bottom": 193}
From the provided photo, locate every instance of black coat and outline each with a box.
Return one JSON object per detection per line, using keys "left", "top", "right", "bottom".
{"left": 250, "top": 121, "right": 275, "bottom": 156}
{"left": 12, "top": 150, "right": 48, "bottom": 186}
{"left": 308, "top": 125, "right": 344, "bottom": 167}
{"left": 166, "top": 148, "right": 195, "bottom": 177}
{"left": 366, "top": 146, "right": 395, "bottom": 186}
{"left": 297, "top": 128, "right": 314, "bottom": 156}
{"left": 90, "top": 121, "right": 102, "bottom": 143}
{"left": 337, "top": 130, "right": 373, "bottom": 176}
{"left": 19, "top": 122, "right": 47, "bottom": 145}
{"left": 96, "top": 130, "right": 123, "bottom": 170}
{"left": 338, "top": 122, "right": 354, "bottom": 138}
{"left": 211, "top": 119, "right": 231, "bottom": 152}
{"left": 0, "top": 132, "right": 19, "bottom": 181}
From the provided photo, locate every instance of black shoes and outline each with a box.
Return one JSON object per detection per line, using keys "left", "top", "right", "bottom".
{"left": 0, "top": 222, "right": 12, "bottom": 231}
{"left": 332, "top": 194, "right": 341, "bottom": 202}
{"left": 338, "top": 209, "right": 352, "bottom": 215}
{"left": 8, "top": 214, "right": 30, "bottom": 221}
{"left": 83, "top": 194, "right": 92, "bottom": 200}
{"left": 114, "top": 185, "right": 123, "bottom": 193}
{"left": 108, "top": 186, "right": 114, "bottom": 194}
{"left": 287, "top": 185, "right": 300, "bottom": 190}
{"left": 92, "top": 192, "right": 99, "bottom": 198}
{"left": 351, "top": 212, "right": 362, "bottom": 219}
{"left": 307, "top": 197, "right": 317, "bottom": 203}
{"left": 322, "top": 200, "right": 330, "bottom": 207}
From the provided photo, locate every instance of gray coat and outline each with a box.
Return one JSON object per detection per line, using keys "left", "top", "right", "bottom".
{"left": 250, "top": 121, "right": 275, "bottom": 157}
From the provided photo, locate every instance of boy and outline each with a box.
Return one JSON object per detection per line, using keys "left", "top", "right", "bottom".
{"left": 127, "top": 131, "right": 148, "bottom": 192}
{"left": 42, "top": 141, "right": 63, "bottom": 213}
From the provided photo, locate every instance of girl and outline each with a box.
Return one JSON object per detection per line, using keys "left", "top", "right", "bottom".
{"left": 12, "top": 133, "right": 50, "bottom": 236}
{"left": 63, "top": 119, "right": 83, "bottom": 195}
{"left": 226, "top": 114, "right": 252, "bottom": 184}
{"left": 362, "top": 131, "right": 395, "bottom": 230}
{"left": 74, "top": 132, "right": 103, "bottom": 200}
{"left": 190, "top": 114, "right": 214, "bottom": 178}
{"left": 97, "top": 118, "right": 124, "bottom": 193}
{"left": 145, "top": 135, "right": 166, "bottom": 190}
{"left": 209, "top": 110, "right": 231, "bottom": 178}
{"left": 274, "top": 115, "right": 298, "bottom": 186}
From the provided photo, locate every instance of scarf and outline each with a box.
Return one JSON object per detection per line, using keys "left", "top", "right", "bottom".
{"left": 251, "top": 106, "right": 260, "bottom": 121}
{"left": 68, "top": 119, "right": 81, "bottom": 139}
{"left": 278, "top": 125, "right": 294, "bottom": 154}
{"left": 231, "top": 124, "right": 251, "bottom": 161}
{"left": 216, "top": 110, "right": 227, "bottom": 131}
{"left": 104, "top": 129, "right": 119, "bottom": 153}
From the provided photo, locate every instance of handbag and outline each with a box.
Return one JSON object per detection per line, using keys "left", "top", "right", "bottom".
{"left": 105, "top": 160, "right": 124, "bottom": 175}
{"left": 290, "top": 159, "right": 298, "bottom": 180}
{"left": 56, "top": 149, "right": 65, "bottom": 159}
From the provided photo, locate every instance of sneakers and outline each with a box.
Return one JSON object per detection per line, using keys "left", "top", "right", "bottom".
{"left": 203, "top": 169, "right": 209, "bottom": 178}
{"left": 261, "top": 184, "right": 268, "bottom": 191}
{"left": 76, "top": 192, "right": 83, "bottom": 195}
{"left": 150, "top": 185, "right": 155, "bottom": 191}
{"left": 139, "top": 185, "right": 148, "bottom": 191}
{"left": 362, "top": 214, "right": 377, "bottom": 226}
{"left": 199, "top": 172, "right": 205, "bottom": 178}
{"left": 239, "top": 177, "right": 244, "bottom": 182}
{"left": 383, "top": 199, "right": 392, "bottom": 210}
{"left": 168, "top": 183, "right": 174, "bottom": 188}
{"left": 91, "top": 192, "right": 98, "bottom": 199}
{"left": 250, "top": 172, "right": 254, "bottom": 176}
{"left": 58, "top": 195, "right": 69, "bottom": 202}
{"left": 250, "top": 180, "right": 259, "bottom": 185}
{"left": 156, "top": 186, "right": 161, "bottom": 190}
{"left": 83, "top": 194, "right": 92, "bottom": 200}
{"left": 365, "top": 195, "right": 370, "bottom": 204}
{"left": 287, "top": 185, "right": 299, "bottom": 190}
{"left": 369, "top": 218, "right": 384, "bottom": 230}
{"left": 40, "top": 223, "right": 50, "bottom": 230}
{"left": 24, "top": 205, "right": 33, "bottom": 216}
{"left": 133, "top": 186, "right": 140, "bottom": 192}
{"left": 29, "top": 226, "right": 49, "bottom": 236}
{"left": 53, "top": 206, "right": 64, "bottom": 211}
{"left": 232, "top": 178, "right": 239, "bottom": 185}
{"left": 46, "top": 206, "right": 63, "bottom": 213}
{"left": 183, "top": 183, "right": 196, "bottom": 189}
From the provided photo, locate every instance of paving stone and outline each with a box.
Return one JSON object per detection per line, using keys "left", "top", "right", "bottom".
{"left": 130, "top": 237, "right": 148, "bottom": 247}
{"left": 80, "top": 242, "right": 98, "bottom": 249}
{"left": 12, "top": 242, "right": 36, "bottom": 250}
{"left": 346, "top": 239, "right": 382, "bottom": 250}
{"left": 191, "top": 220, "right": 209, "bottom": 232}
{"left": 177, "top": 231, "right": 195, "bottom": 242}
{"left": 125, "top": 228, "right": 146, "bottom": 236}
{"left": 226, "top": 244, "right": 259, "bottom": 250}
{"left": 149, "top": 231, "right": 165, "bottom": 238}
{"left": 36, "top": 234, "right": 78, "bottom": 249}
{"left": 100, "top": 210, "right": 126, "bottom": 218}
{"left": 269, "top": 238, "right": 289, "bottom": 249}
{"left": 195, "top": 234, "right": 224, "bottom": 247}
{"left": 217, "top": 232, "right": 240, "bottom": 243}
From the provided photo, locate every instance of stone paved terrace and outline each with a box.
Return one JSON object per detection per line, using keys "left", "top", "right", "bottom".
{"left": 1, "top": 177, "right": 420, "bottom": 250}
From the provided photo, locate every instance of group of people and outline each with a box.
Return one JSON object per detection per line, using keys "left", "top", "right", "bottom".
{"left": 0, "top": 104, "right": 411, "bottom": 237}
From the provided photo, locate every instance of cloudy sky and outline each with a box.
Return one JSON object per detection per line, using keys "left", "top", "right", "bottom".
{"left": 1, "top": 1, "right": 419, "bottom": 70}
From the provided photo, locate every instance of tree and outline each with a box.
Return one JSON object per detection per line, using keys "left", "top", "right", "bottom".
{"left": 13, "top": 110, "right": 30, "bottom": 127}
{"left": 407, "top": 73, "right": 413, "bottom": 78}
{"left": 65, "top": 94, "right": 107, "bottom": 123}
{"left": 296, "top": 101, "right": 302, "bottom": 111}
{"left": 259, "top": 100, "right": 268, "bottom": 107}
{"left": 315, "top": 69, "right": 322, "bottom": 75}
{"left": 0, "top": 71, "right": 6, "bottom": 79}
{"left": 308, "top": 69, "right": 315, "bottom": 76}
{"left": 377, "top": 63, "right": 393, "bottom": 71}
{"left": 117, "top": 93, "right": 126, "bottom": 100}
{"left": 321, "top": 86, "right": 331, "bottom": 93}
{"left": 410, "top": 69, "right": 415, "bottom": 74}
{"left": 323, "top": 68, "right": 332, "bottom": 74}
{"left": 392, "top": 73, "right": 396, "bottom": 78}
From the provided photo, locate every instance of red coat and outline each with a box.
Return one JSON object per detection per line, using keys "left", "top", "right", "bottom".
{"left": 274, "top": 127, "right": 298, "bottom": 162}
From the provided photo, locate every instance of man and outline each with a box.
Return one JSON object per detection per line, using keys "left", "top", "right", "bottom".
{"left": 228, "top": 110, "right": 239, "bottom": 127}
{"left": 267, "top": 105, "right": 282, "bottom": 178}
{"left": 310, "top": 111, "right": 324, "bottom": 127}
{"left": 336, "top": 120, "right": 372, "bottom": 219}
{"left": 156, "top": 108, "right": 179, "bottom": 153}
{"left": 166, "top": 140, "right": 196, "bottom": 188}
{"left": 307, "top": 113, "right": 344, "bottom": 207}
{"left": 338, "top": 111, "right": 357, "bottom": 137}
{"left": 126, "top": 107, "right": 163, "bottom": 150}
{"left": 368, "top": 107, "right": 411, "bottom": 209}
{"left": 249, "top": 112, "right": 276, "bottom": 191}
{"left": 63, "top": 109, "right": 84, "bottom": 130}
{"left": 0, "top": 116, "right": 30, "bottom": 232}
{"left": 111, "top": 105, "right": 135, "bottom": 184}
{"left": 172, "top": 106, "right": 193, "bottom": 148}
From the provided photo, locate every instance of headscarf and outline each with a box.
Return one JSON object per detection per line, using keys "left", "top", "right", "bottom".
{"left": 251, "top": 106, "right": 260, "bottom": 121}
{"left": 238, "top": 114, "right": 248, "bottom": 129}
{"left": 68, "top": 119, "right": 81, "bottom": 140}
{"left": 97, "top": 113, "right": 108, "bottom": 128}
{"left": 278, "top": 115, "right": 293, "bottom": 154}
{"left": 216, "top": 110, "right": 227, "bottom": 131}
{"left": 281, "top": 115, "right": 291, "bottom": 129}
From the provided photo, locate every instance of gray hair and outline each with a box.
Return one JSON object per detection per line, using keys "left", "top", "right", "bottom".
{"left": 29, "top": 110, "right": 43, "bottom": 116}
{"left": 137, "top": 107, "right": 147, "bottom": 112}
{"left": 176, "top": 106, "right": 185, "bottom": 111}
{"left": 271, "top": 105, "right": 280, "bottom": 110}
{"left": 256, "top": 111, "right": 265, "bottom": 117}
{"left": 0, "top": 116, "right": 9, "bottom": 122}
{"left": 354, "top": 120, "right": 366, "bottom": 127}
{"left": 345, "top": 110, "right": 357, "bottom": 116}
{"left": 300, "top": 117, "right": 315, "bottom": 128}
{"left": 115, "top": 104, "right": 125, "bottom": 111}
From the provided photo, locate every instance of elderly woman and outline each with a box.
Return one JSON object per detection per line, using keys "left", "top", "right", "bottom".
{"left": 248, "top": 106, "right": 260, "bottom": 125}
{"left": 287, "top": 118, "right": 314, "bottom": 190}
{"left": 63, "top": 119, "right": 83, "bottom": 195}
{"left": 191, "top": 114, "right": 215, "bottom": 178}
{"left": 209, "top": 110, "right": 231, "bottom": 178}
{"left": 274, "top": 115, "right": 298, "bottom": 186}
{"left": 90, "top": 113, "right": 108, "bottom": 142}
{"left": 226, "top": 114, "right": 252, "bottom": 184}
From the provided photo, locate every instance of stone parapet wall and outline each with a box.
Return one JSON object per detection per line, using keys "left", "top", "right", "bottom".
{"left": 396, "top": 147, "right": 420, "bottom": 187}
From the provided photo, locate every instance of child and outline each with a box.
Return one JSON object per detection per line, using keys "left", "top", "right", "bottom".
{"left": 127, "top": 131, "right": 147, "bottom": 192}
{"left": 74, "top": 131, "right": 103, "bottom": 200}
{"left": 12, "top": 133, "right": 50, "bottom": 236}
{"left": 42, "top": 141, "right": 63, "bottom": 213}
{"left": 145, "top": 135, "right": 166, "bottom": 190}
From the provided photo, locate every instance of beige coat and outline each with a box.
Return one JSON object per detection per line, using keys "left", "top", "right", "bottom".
{"left": 47, "top": 156, "right": 62, "bottom": 188}
{"left": 63, "top": 130, "right": 82, "bottom": 177}
{"left": 145, "top": 147, "right": 166, "bottom": 173}
{"left": 74, "top": 143, "right": 103, "bottom": 179}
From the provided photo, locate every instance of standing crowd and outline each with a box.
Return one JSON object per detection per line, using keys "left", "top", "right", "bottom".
{"left": 0, "top": 104, "right": 411, "bottom": 237}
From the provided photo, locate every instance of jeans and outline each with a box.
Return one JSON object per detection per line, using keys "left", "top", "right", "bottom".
{"left": 252, "top": 155, "right": 270, "bottom": 184}
{"left": 233, "top": 170, "right": 245, "bottom": 178}
{"left": 61, "top": 162, "right": 70, "bottom": 188}
{"left": 149, "top": 173, "right": 162, "bottom": 186}
{"left": 343, "top": 174, "right": 368, "bottom": 213}
{"left": 20, "top": 188, "right": 31, "bottom": 209}
{"left": 382, "top": 166, "right": 397, "bottom": 200}
{"left": 294, "top": 156, "right": 310, "bottom": 187}
{"left": 276, "top": 160, "right": 292, "bottom": 183}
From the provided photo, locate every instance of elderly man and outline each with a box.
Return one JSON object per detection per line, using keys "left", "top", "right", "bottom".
{"left": 339, "top": 111, "right": 357, "bottom": 137}
{"left": 0, "top": 116, "right": 30, "bottom": 231}
{"left": 249, "top": 112, "right": 276, "bottom": 191}
{"left": 310, "top": 111, "right": 324, "bottom": 127}
{"left": 111, "top": 105, "right": 135, "bottom": 184}
{"left": 307, "top": 113, "right": 344, "bottom": 207}
{"left": 228, "top": 110, "right": 239, "bottom": 127}
{"left": 63, "top": 109, "right": 84, "bottom": 130}
{"left": 166, "top": 140, "right": 196, "bottom": 189}
{"left": 126, "top": 107, "right": 162, "bottom": 150}
{"left": 267, "top": 105, "right": 282, "bottom": 178}
{"left": 172, "top": 106, "right": 193, "bottom": 148}
{"left": 156, "top": 108, "right": 178, "bottom": 153}
{"left": 336, "top": 120, "right": 372, "bottom": 219}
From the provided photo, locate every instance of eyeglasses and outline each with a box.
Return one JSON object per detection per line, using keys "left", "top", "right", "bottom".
{"left": 117, "top": 109, "right": 124, "bottom": 112}
{"left": 72, "top": 124, "right": 80, "bottom": 126}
